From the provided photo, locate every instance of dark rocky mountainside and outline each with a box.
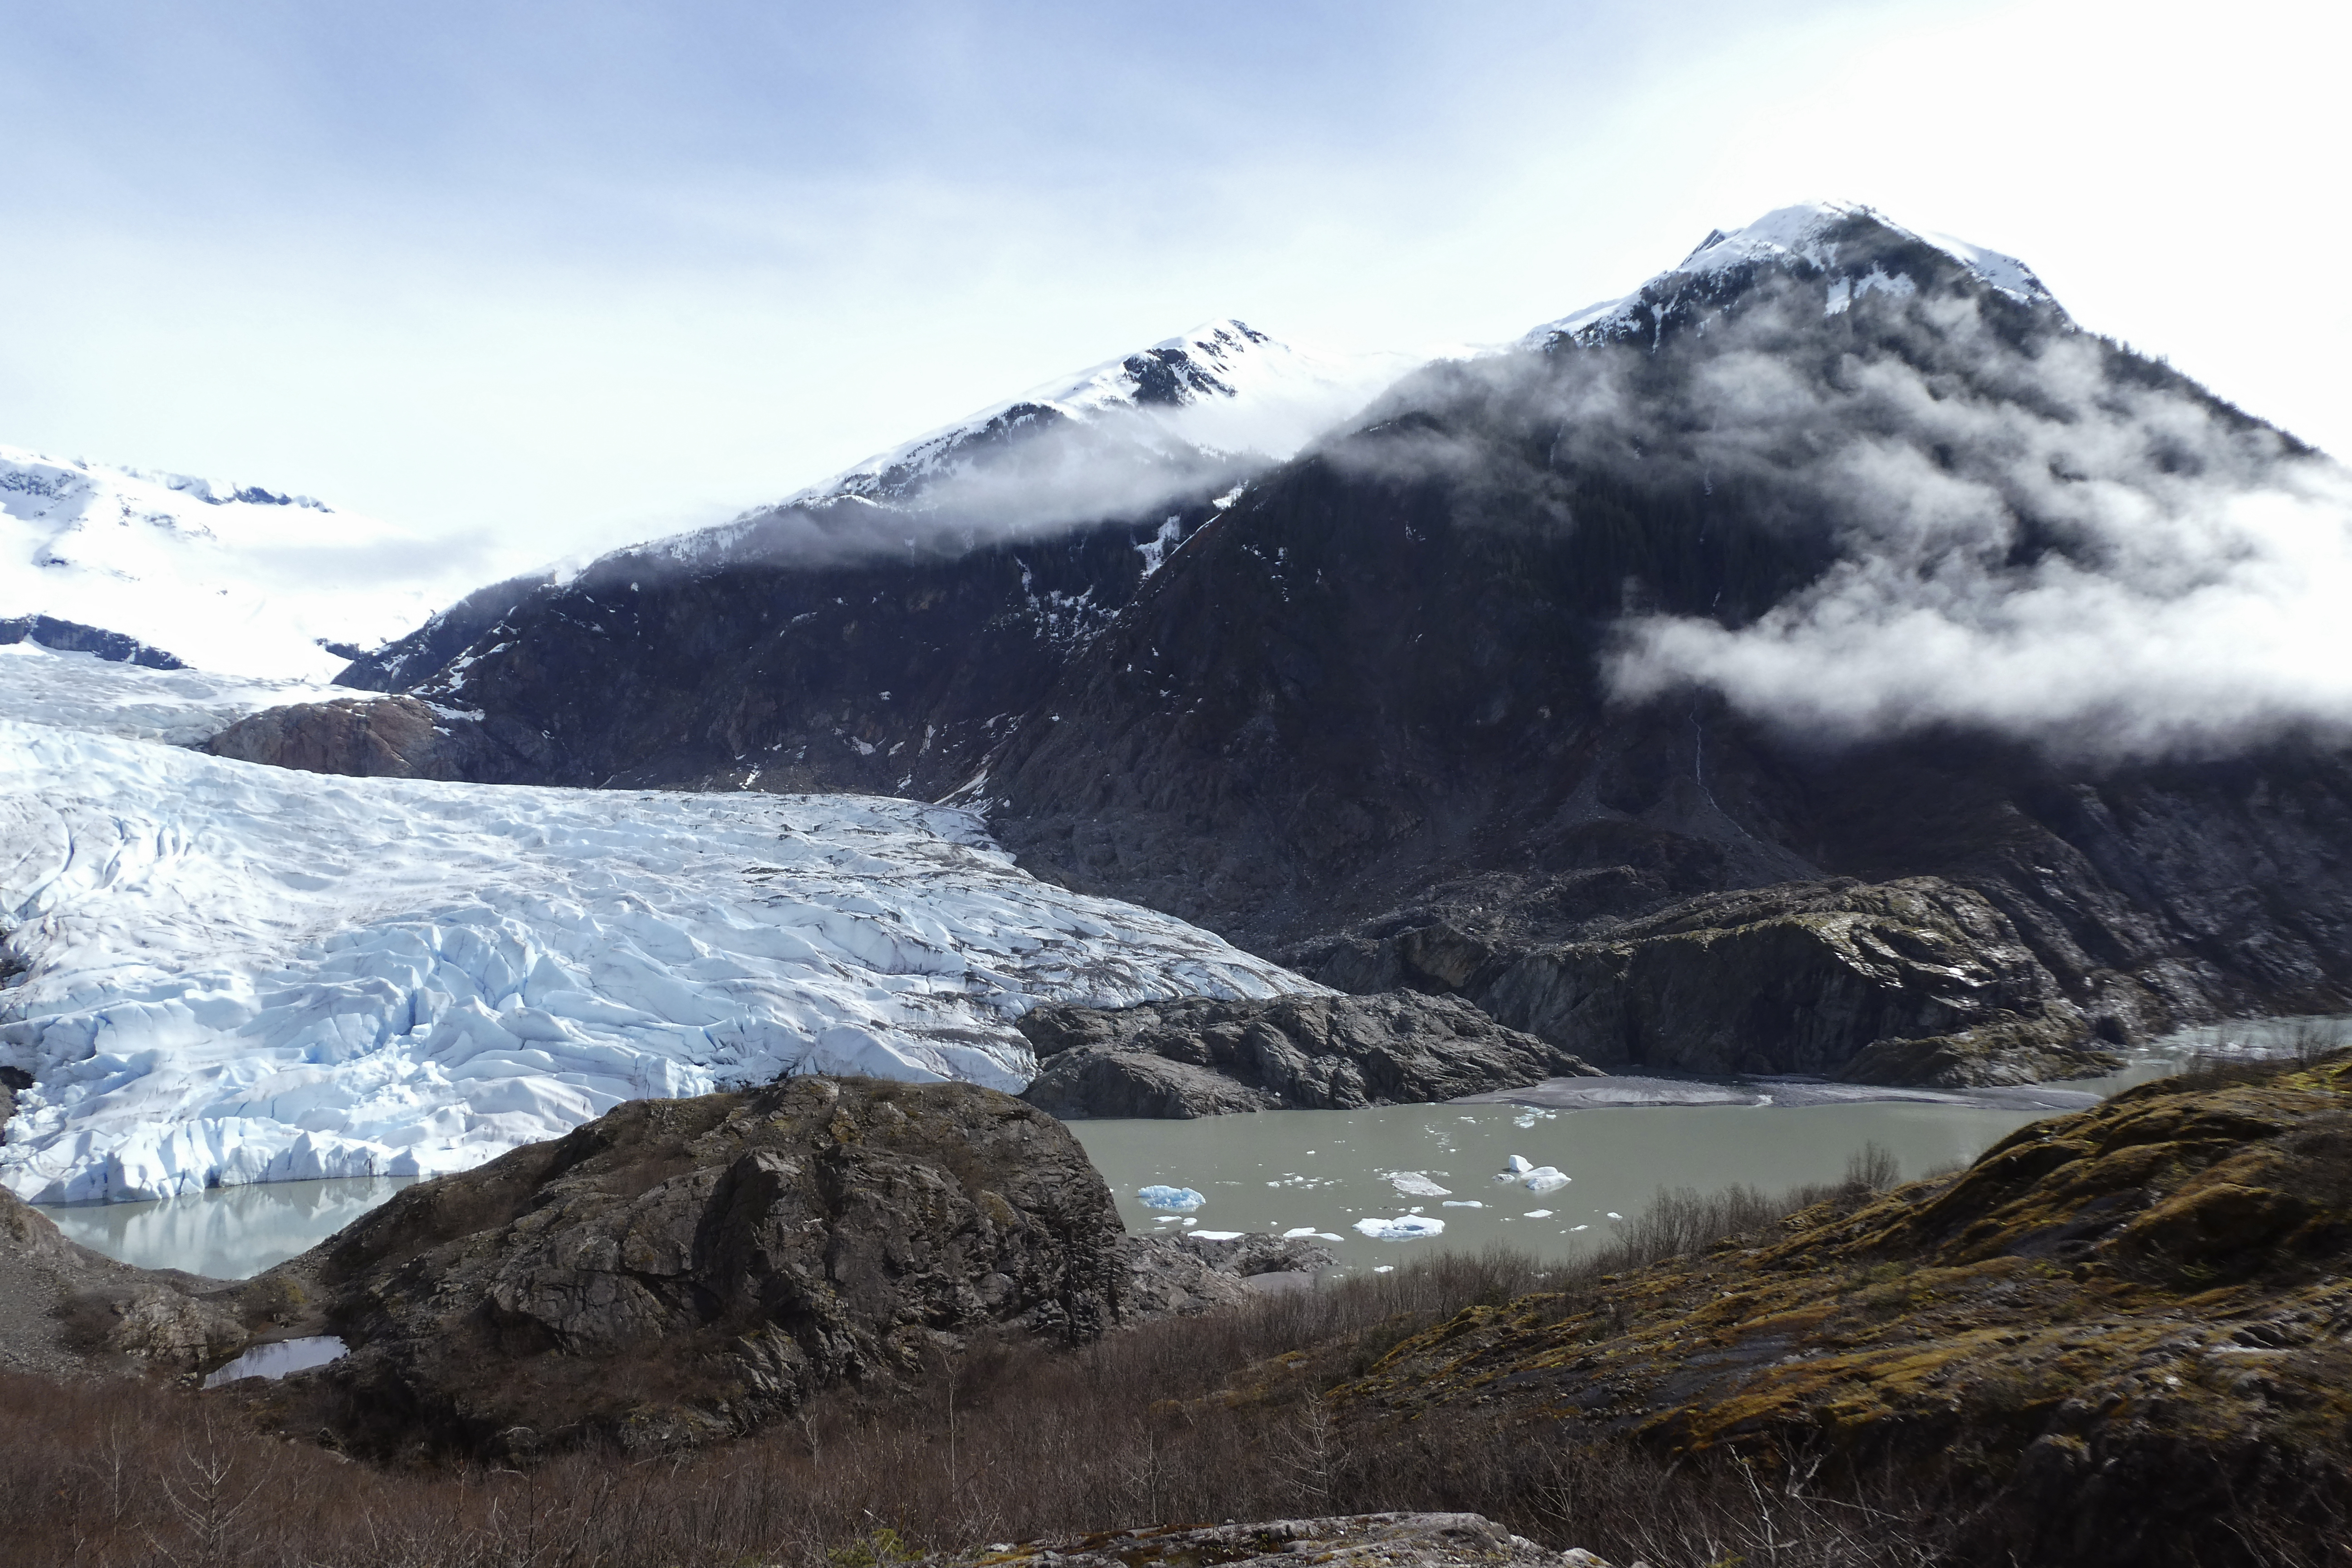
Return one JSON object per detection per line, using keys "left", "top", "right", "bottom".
{"left": 325, "top": 501, "right": 1230, "bottom": 794}
{"left": 1018, "top": 990, "right": 1599, "bottom": 1118}
{"left": 980, "top": 213, "right": 2351, "bottom": 1075}
{"left": 262, "top": 206, "right": 2352, "bottom": 1087}
{"left": 1337, "top": 1051, "right": 2352, "bottom": 1567}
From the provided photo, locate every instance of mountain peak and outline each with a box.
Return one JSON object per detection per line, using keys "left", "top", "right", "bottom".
{"left": 719, "top": 320, "right": 1411, "bottom": 523}
{"left": 1524, "top": 201, "right": 2059, "bottom": 351}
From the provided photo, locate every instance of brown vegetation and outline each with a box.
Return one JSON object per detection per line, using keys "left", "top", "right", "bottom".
{"left": 2, "top": 1154, "right": 1931, "bottom": 1568}
{"left": 10, "top": 1064, "right": 2352, "bottom": 1568}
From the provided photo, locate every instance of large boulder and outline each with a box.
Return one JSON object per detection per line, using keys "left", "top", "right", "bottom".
{"left": 1017, "top": 991, "right": 1600, "bottom": 1119}
{"left": 269, "top": 1076, "right": 1313, "bottom": 1457}
{"left": 271, "top": 1077, "right": 1117, "bottom": 1454}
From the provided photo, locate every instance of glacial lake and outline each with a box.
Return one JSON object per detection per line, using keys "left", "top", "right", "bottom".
{"left": 32, "top": 1020, "right": 2332, "bottom": 1280}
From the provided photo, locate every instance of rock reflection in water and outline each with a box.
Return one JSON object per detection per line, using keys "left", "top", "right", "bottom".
{"left": 39, "top": 1176, "right": 418, "bottom": 1279}
{"left": 202, "top": 1336, "right": 347, "bottom": 1388}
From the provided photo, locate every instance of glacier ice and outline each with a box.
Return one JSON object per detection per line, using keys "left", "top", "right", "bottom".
{"left": 1137, "top": 1185, "right": 1207, "bottom": 1211}
{"left": 1352, "top": 1215, "right": 1445, "bottom": 1240}
{"left": 0, "top": 713, "right": 1311, "bottom": 1203}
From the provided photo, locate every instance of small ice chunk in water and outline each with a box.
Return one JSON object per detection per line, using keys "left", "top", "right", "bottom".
{"left": 1571, "top": 1224, "right": 1589, "bottom": 1232}
{"left": 1521, "top": 1166, "right": 1571, "bottom": 1193}
{"left": 1606, "top": 1212, "right": 1624, "bottom": 1221}
{"left": 1283, "top": 1226, "right": 1321, "bottom": 1239}
{"left": 1353, "top": 1215, "right": 1446, "bottom": 1240}
{"left": 1440, "top": 1200, "right": 1484, "bottom": 1208}
{"left": 203, "top": 1336, "right": 347, "bottom": 1388}
{"left": 1192, "top": 1230, "right": 1245, "bottom": 1240}
{"left": 1501, "top": 1155, "right": 1534, "bottom": 1176}
{"left": 1138, "top": 1185, "right": 1205, "bottom": 1211}
{"left": 1388, "top": 1171, "right": 1452, "bottom": 1197}
{"left": 1523, "top": 1209, "right": 1553, "bottom": 1219}
{"left": 1374, "top": 1265, "right": 1395, "bottom": 1274}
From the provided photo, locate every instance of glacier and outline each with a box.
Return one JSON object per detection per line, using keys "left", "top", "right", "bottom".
{"left": 0, "top": 657, "right": 1314, "bottom": 1204}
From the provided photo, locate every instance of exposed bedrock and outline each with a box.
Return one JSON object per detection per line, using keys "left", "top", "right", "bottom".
{"left": 1015, "top": 990, "right": 1601, "bottom": 1119}
{"left": 1303, "top": 878, "right": 2117, "bottom": 1088}
{"left": 203, "top": 694, "right": 549, "bottom": 782}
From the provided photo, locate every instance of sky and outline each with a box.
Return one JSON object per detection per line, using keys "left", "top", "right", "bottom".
{"left": 3, "top": 0, "right": 2347, "bottom": 582}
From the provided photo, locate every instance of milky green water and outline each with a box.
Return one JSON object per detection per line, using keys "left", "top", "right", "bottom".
{"left": 1068, "top": 1095, "right": 2057, "bottom": 1273}
{"left": 33, "top": 1019, "right": 2328, "bottom": 1280}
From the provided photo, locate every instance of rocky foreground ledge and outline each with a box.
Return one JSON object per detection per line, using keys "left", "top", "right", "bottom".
{"left": 1339, "top": 1053, "right": 2352, "bottom": 1567}
{"left": 925, "top": 1514, "right": 1612, "bottom": 1568}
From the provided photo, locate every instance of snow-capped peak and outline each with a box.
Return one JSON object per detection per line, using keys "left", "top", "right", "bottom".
{"left": 1523, "top": 201, "right": 2058, "bottom": 350}
{"left": 758, "top": 319, "right": 1413, "bottom": 515}
{"left": 0, "top": 444, "right": 500, "bottom": 681}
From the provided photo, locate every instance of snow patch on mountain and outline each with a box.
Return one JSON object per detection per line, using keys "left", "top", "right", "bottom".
{"left": 0, "top": 445, "right": 501, "bottom": 681}
{"left": 783, "top": 321, "right": 1411, "bottom": 512}
{"left": 0, "top": 705, "right": 1317, "bottom": 1204}
{"left": 628, "top": 323, "right": 1414, "bottom": 571}
{"left": 1523, "top": 201, "right": 2057, "bottom": 350}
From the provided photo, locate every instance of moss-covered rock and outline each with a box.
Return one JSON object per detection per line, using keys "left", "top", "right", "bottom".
{"left": 1335, "top": 1054, "right": 2352, "bottom": 1567}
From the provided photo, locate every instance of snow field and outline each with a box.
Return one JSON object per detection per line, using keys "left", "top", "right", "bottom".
{"left": 0, "top": 444, "right": 510, "bottom": 681}
{"left": 0, "top": 720, "right": 1310, "bottom": 1202}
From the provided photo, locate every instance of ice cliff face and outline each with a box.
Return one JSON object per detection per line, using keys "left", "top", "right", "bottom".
{"left": 0, "top": 444, "right": 491, "bottom": 681}
{"left": 0, "top": 653, "right": 1315, "bottom": 1205}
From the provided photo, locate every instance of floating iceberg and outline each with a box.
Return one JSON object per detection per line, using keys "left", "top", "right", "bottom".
{"left": 1352, "top": 1214, "right": 1446, "bottom": 1240}
{"left": 1495, "top": 1155, "right": 1570, "bottom": 1192}
{"left": 1387, "top": 1171, "right": 1451, "bottom": 1197}
{"left": 1138, "top": 1185, "right": 1207, "bottom": 1211}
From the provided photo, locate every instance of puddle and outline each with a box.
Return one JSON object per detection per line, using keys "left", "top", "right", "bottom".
{"left": 202, "top": 1336, "right": 348, "bottom": 1388}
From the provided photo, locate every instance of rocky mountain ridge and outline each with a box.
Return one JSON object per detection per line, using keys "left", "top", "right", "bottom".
{"left": 218, "top": 202, "right": 2352, "bottom": 1088}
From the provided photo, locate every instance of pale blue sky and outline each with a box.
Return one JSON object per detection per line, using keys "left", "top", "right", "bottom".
{"left": 3, "top": 0, "right": 2345, "bottom": 568}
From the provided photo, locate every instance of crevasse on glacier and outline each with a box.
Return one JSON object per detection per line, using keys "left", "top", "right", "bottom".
{"left": 0, "top": 666, "right": 1315, "bottom": 1204}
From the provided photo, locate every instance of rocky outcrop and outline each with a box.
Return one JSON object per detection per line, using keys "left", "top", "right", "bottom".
{"left": 1342, "top": 1053, "right": 2352, "bottom": 1568}
{"left": 203, "top": 695, "right": 542, "bottom": 781}
{"left": 0, "top": 613, "right": 185, "bottom": 669}
{"left": 1116, "top": 1230, "right": 1338, "bottom": 1317}
{"left": 1430, "top": 879, "right": 2117, "bottom": 1086}
{"left": 260, "top": 1077, "right": 1120, "bottom": 1454}
{"left": 922, "top": 1513, "right": 1602, "bottom": 1568}
{"left": 1016, "top": 991, "right": 1600, "bottom": 1119}
{"left": 0, "top": 1187, "right": 242, "bottom": 1377}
